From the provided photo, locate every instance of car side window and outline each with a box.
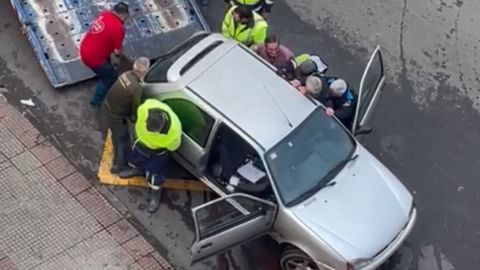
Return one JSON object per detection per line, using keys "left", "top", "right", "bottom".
{"left": 194, "top": 195, "right": 275, "bottom": 240}
{"left": 164, "top": 99, "right": 214, "bottom": 147}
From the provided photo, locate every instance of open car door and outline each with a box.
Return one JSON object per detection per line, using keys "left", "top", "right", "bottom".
{"left": 190, "top": 193, "right": 277, "bottom": 263}
{"left": 351, "top": 45, "right": 385, "bottom": 135}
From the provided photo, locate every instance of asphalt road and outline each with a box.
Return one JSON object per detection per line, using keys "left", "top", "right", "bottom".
{"left": 1, "top": 0, "right": 479, "bottom": 269}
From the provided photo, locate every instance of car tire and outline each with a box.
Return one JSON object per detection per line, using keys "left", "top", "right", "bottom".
{"left": 280, "top": 247, "right": 320, "bottom": 270}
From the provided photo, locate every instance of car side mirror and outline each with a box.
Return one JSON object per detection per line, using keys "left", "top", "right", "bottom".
{"left": 355, "top": 126, "right": 373, "bottom": 136}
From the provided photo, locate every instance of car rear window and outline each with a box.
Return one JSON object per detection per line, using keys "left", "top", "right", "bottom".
{"left": 144, "top": 33, "right": 210, "bottom": 83}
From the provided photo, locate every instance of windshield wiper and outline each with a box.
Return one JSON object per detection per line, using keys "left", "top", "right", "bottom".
{"left": 322, "top": 153, "right": 359, "bottom": 184}
{"left": 288, "top": 153, "right": 358, "bottom": 206}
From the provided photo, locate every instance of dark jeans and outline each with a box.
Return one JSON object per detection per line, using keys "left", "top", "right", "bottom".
{"left": 101, "top": 104, "right": 130, "bottom": 168}
{"left": 91, "top": 61, "right": 118, "bottom": 106}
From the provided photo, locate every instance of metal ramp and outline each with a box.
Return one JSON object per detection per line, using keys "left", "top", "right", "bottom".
{"left": 10, "top": 0, "right": 209, "bottom": 88}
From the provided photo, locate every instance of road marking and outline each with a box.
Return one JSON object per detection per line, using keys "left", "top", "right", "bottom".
{"left": 418, "top": 245, "right": 455, "bottom": 270}
{"left": 98, "top": 130, "right": 209, "bottom": 192}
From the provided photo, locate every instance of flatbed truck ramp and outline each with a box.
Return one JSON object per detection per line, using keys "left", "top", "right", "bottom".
{"left": 10, "top": 0, "right": 209, "bottom": 88}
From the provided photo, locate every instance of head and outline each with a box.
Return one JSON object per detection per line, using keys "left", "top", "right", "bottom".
{"left": 305, "top": 75, "right": 323, "bottom": 97}
{"left": 264, "top": 35, "right": 280, "bottom": 58}
{"left": 298, "top": 59, "right": 317, "bottom": 77}
{"left": 133, "top": 57, "right": 151, "bottom": 79}
{"left": 112, "top": 2, "right": 130, "bottom": 21}
{"left": 329, "top": 79, "right": 348, "bottom": 97}
{"left": 146, "top": 109, "right": 170, "bottom": 134}
{"left": 233, "top": 5, "right": 253, "bottom": 24}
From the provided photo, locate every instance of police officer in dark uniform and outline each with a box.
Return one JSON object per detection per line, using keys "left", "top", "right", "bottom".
{"left": 101, "top": 57, "right": 150, "bottom": 174}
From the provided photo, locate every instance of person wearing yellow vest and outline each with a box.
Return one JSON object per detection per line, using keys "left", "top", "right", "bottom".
{"left": 224, "top": 0, "right": 274, "bottom": 16}
{"left": 118, "top": 99, "right": 182, "bottom": 213}
{"left": 222, "top": 5, "right": 268, "bottom": 47}
{"left": 289, "top": 53, "right": 329, "bottom": 92}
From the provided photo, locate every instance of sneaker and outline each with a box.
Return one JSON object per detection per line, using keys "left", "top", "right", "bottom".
{"left": 147, "top": 193, "right": 161, "bottom": 213}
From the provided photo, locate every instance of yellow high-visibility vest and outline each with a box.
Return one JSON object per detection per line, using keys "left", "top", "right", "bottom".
{"left": 135, "top": 99, "right": 182, "bottom": 151}
{"left": 235, "top": 0, "right": 261, "bottom": 5}
{"left": 221, "top": 6, "right": 268, "bottom": 47}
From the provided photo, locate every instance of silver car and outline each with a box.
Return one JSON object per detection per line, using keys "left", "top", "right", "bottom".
{"left": 141, "top": 32, "right": 417, "bottom": 270}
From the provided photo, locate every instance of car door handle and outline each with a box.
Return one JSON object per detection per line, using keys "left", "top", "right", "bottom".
{"left": 200, "top": 242, "right": 212, "bottom": 249}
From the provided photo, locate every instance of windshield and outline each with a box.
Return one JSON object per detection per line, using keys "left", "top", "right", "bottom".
{"left": 265, "top": 108, "right": 355, "bottom": 206}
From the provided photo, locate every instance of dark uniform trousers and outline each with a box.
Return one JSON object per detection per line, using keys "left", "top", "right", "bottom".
{"left": 101, "top": 102, "right": 130, "bottom": 168}
{"left": 127, "top": 141, "right": 169, "bottom": 190}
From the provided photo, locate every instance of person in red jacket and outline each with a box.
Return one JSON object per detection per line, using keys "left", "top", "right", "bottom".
{"left": 79, "top": 2, "right": 130, "bottom": 107}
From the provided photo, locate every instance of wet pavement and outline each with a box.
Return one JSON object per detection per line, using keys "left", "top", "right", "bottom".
{"left": 1, "top": 0, "right": 480, "bottom": 269}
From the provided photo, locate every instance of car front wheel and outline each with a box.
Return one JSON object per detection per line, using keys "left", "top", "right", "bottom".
{"left": 280, "top": 247, "right": 320, "bottom": 270}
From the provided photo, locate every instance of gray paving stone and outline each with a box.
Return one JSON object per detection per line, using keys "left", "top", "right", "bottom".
{"left": 67, "top": 230, "right": 137, "bottom": 270}
{"left": 0, "top": 105, "right": 174, "bottom": 270}
{"left": 0, "top": 124, "right": 25, "bottom": 158}
{"left": 0, "top": 165, "right": 29, "bottom": 213}
{"left": 33, "top": 252, "right": 80, "bottom": 270}
{"left": 0, "top": 160, "right": 11, "bottom": 171}
{"left": 0, "top": 166, "right": 102, "bottom": 270}
{"left": 11, "top": 151, "right": 42, "bottom": 174}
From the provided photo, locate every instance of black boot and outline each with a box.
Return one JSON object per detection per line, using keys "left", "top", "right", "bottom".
{"left": 110, "top": 160, "right": 129, "bottom": 174}
{"left": 110, "top": 163, "right": 124, "bottom": 174}
{"left": 118, "top": 167, "right": 145, "bottom": 178}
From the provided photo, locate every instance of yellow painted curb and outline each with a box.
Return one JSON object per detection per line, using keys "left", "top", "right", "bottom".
{"left": 98, "top": 130, "right": 209, "bottom": 192}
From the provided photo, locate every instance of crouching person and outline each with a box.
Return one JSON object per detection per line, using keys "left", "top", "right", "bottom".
{"left": 119, "top": 99, "right": 182, "bottom": 213}
{"left": 305, "top": 76, "right": 356, "bottom": 130}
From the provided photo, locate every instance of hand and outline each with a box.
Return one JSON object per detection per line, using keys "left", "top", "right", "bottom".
{"left": 290, "top": 79, "right": 301, "bottom": 88}
{"left": 325, "top": 107, "right": 335, "bottom": 116}
{"left": 297, "top": 86, "right": 307, "bottom": 95}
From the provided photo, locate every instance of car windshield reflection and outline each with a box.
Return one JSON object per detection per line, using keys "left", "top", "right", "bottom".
{"left": 265, "top": 108, "right": 355, "bottom": 206}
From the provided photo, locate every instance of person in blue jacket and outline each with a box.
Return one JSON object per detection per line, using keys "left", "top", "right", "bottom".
{"left": 305, "top": 75, "right": 356, "bottom": 130}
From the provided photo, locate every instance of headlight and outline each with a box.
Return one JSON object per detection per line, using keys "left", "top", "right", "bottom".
{"left": 346, "top": 258, "right": 372, "bottom": 270}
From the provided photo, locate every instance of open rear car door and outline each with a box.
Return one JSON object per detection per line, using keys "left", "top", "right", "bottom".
{"left": 190, "top": 193, "right": 277, "bottom": 263}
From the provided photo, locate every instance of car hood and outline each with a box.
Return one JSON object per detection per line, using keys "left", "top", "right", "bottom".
{"left": 291, "top": 146, "right": 413, "bottom": 261}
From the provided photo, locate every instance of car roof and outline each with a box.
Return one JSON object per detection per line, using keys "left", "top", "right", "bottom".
{"left": 184, "top": 40, "right": 317, "bottom": 150}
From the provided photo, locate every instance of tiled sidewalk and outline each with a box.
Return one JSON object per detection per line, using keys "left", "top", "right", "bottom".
{"left": 0, "top": 96, "right": 174, "bottom": 270}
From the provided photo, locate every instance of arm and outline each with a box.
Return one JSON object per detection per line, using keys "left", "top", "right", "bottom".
{"left": 131, "top": 87, "right": 142, "bottom": 122}
{"left": 112, "top": 27, "right": 125, "bottom": 56}
{"left": 252, "top": 25, "right": 267, "bottom": 45}
{"left": 221, "top": 11, "right": 232, "bottom": 37}
{"left": 284, "top": 46, "right": 295, "bottom": 61}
